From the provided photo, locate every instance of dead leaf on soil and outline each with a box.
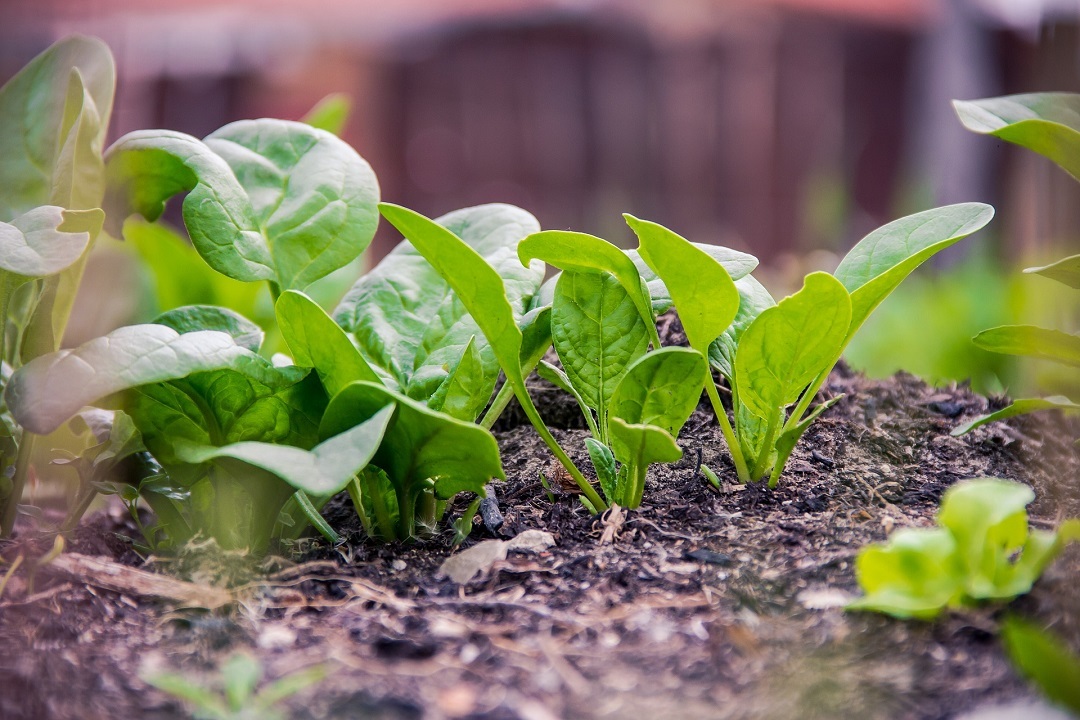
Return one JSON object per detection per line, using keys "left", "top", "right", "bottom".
{"left": 439, "top": 540, "right": 509, "bottom": 584}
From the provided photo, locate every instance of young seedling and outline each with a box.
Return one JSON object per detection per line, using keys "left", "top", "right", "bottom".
{"left": 847, "top": 478, "right": 1080, "bottom": 619}
{"left": 627, "top": 205, "right": 994, "bottom": 486}
{"left": 518, "top": 230, "right": 717, "bottom": 509}
{"left": 144, "top": 652, "right": 327, "bottom": 720}
{"left": 951, "top": 93, "right": 1080, "bottom": 435}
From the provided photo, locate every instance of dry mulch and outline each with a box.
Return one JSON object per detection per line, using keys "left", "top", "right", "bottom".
{"left": 1, "top": 362, "right": 1078, "bottom": 720}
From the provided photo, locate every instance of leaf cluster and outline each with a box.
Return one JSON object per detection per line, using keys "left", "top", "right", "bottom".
{"left": 951, "top": 93, "right": 1080, "bottom": 435}
{"left": 848, "top": 478, "right": 1080, "bottom": 619}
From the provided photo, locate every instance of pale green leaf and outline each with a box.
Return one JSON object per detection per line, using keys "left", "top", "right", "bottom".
{"left": 301, "top": 93, "right": 351, "bottom": 136}
{"left": 973, "top": 325, "right": 1080, "bottom": 367}
{"left": 952, "top": 395, "right": 1080, "bottom": 436}
{"left": 1025, "top": 253, "right": 1080, "bottom": 289}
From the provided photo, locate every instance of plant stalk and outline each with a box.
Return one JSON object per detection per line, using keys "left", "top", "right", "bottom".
{"left": 1, "top": 433, "right": 36, "bottom": 537}
{"left": 703, "top": 380, "right": 751, "bottom": 483}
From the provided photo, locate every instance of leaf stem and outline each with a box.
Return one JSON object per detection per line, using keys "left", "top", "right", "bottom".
{"left": 293, "top": 491, "right": 340, "bottom": 544}
{"left": 703, "top": 380, "right": 750, "bottom": 483}
{"left": 479, "top": 382, "right": 514, "bottom": 430}
{"left": 514, "top": 382, "right": 607, "bottom": 512}
{"left": 1, "top": 433, "right": 36, "bottom": 537}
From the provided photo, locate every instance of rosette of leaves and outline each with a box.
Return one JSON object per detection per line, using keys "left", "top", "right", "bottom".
{"left": 951, "top": 93, "right": 1080, "bottom": 434}
{"left": 5, "top": 307, "right": 395, "bottom": 553}
{"left": 0, "top": 36, "right": 116, "bottom": 537}
{"left": 848, "top": 478, "right": 1080, "bottom": 619}
{"left": 627, "top": 205, "right": 994, "bottom": 486}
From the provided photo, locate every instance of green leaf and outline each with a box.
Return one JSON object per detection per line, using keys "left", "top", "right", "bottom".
{"left": 336, "top": 204, "right": 542, "bottom": 414}
{"left": 1002, "top": 618, "right": 1080, "bottom": 713}
{"left": 321, "top": 381, "right": 503, "bottom": 506}
{"left": 708, "top": 276, "right": 775, "bottom": 381}
{"left": 143, "top": 672, "right": 230, "bottom": 718}
{"left": 847, "top": 527, "right": 963, "bottom": 619}
{"left": 625, "top": 214, "right": 740, "bottom": 354}
{"left": 5, "top": 323, "right": 308, "bottom": 436}
{"left": 155, "top": 305, "right": 263, "bottom": 353}
{"left": 735, "top": 272, "right": 851, "bottom": 420}
{"left": 626, "top": 243, "right": 757, "bottom": 316}
{"left": 536, "top": 360, "right": 600, "bottom": 438}
{"left": 952, "top": 395, "right": 1080, "bottom": 436}
{"left": 222, "top": 653, "right": 262, "bottom": 710}
{"left": 0, "top": 35, "right": 115, "bottom": 219}
{"left": 938, "top": 478, "right": 1035, "bottom": 599}
{"left": 608, "top": 417, "right": 682, "bottom": 506}
{"left": 104, "top": 119, "right": 379, "bottom": 290}
{"left": 551, "top": 270, "right": 649, "bottom": 415}
{"left": 428, "top": 336, "right": 489, "bottom": 421}
{"left": 301, "top": 93, "right": 351, "bottom": 135}
{"left": 585, "top": 437, "right": 617, "bottom": 502}
{"left": 1025, "top": 253, "right": 1080, "bottom": 289}
{"left": 954, "top": 93, "right": 1080, "bottom": 182}
{"left": 608, "top": 347, "right": 706, "bottom": 436}
{"left": 276, "top": 289, "right": 381, "bottom": 396}
{"left": 972, "top": 325, "right": 1080, "bottom": 367}
{"left": 519, "top": 230, "right": 659, "bottom": 343}
{"left": 0, "top": 206, "right": 95, "bottom": 280}
{"left": 175, "top": 404, "right": 394, "bottom": 496}
{"left": 834, "top": 203, "right": 995, "bottom": 340}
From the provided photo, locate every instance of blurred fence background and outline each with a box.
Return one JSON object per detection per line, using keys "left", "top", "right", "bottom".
{"left": 2, "top": 0, "right": 1079, "bottom": 391}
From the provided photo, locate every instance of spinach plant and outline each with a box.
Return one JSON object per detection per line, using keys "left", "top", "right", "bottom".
{"left": 144, "top": 651, "right": 327, "bottom": 720}
{"left": 5, "top": 308, "right": 395, "bottom": 552}
{"left": 952, "top": 93, "right": 1080, "bottom": 434}
{"left": 518, "top": 230, "right": 724, "bottom": 509}
{"left": 847, "top": 478, "right": 1080, "bottom": 619}
{"left": 628, "top": 206, "right": 994, "bottom": 486}
{"left": 0, "top": 37, "right": 116, "bottom": 537}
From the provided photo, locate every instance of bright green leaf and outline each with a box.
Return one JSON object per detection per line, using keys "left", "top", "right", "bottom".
{"left": 954, "top": 93, "right": 1080, "bottom": 182}
{"left": 972, "top": 325, "right": 1080, "bottom": 367}
{"left": 1025, "top": 254, "right": 1080, "bottom": 289}
{"left": 277, "top": 289, "right": 381, "bottom": 396}
{"left": 847, "top": 527, "right": 963, "bottom": 619}
{"left": 952, "top": 395, "right": 1080, "bottom": 436}
{"left": 301, "top": 93, "right": 351, "bottom": 136}
{"left": 835, "top": 203, "right": 995, "bottom": 340}
{"left": 708, "top": 275, "right": 775, "bottom": 381}
{"left": 176, "top": 404, "right": 393, "bottom": 496}
{"left": 735, "top": 272, "right": 851, "bottom": 419}
{"left": 551, "top": 270, "right": 649, "bottom": 414}
{"left": 608, "top": 347, "right": 706, "bottom": 435}
{"left": 625, "top": 214, "right": 739, "bottom": 353}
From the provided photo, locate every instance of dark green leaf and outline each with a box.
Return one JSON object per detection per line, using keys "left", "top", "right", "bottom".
{"left": 321, "top": 382, "right": 503, "bottom": 504}
{"left": 585, "top": 437, "right": 617, "bottom": 502}
{"left": 105, "top": 120, "right": 379, "bottom": 290}
{"left": 155, "top": 305, "right": 263, "bottom": 353}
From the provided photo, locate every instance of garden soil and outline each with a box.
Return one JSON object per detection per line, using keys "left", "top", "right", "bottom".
{"left": 2, "top": 330, "right": 1079, "bottom": 719}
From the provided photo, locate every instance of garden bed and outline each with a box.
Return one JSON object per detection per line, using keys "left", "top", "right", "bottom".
{"left": 2, "top": 363, "right": 1078, "bottom": 720}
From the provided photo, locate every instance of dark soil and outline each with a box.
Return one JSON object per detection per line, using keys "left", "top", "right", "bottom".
{"left": 2, "top": 356, "right": 1079, "bottom": 720}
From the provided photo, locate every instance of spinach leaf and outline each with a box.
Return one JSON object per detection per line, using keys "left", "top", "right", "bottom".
{"left": 519, "top": 230, "right": 660, "bottom": 346}
{"left": 175, "top": 404, "right": 393, "bottom": 497}
{"left": 334, "top": 204, "right": 542, "bottom": 417}
{"left": 708, "top": 276, "right": 775, "bottom": 381}
{"left": 849, "top": 478, "right": 1080, "bottom": 619}
{"left": 952, "top": 395, "right": 1080, "bottom": 436}
{"left": 972, "top": 325, "right": 1080, "bottom": 368}
{"left": 735, "top": 273, "right": 850, "bottom": 424}
{"left": 321, "top": 381, "right": 503, "bottom": 539}
{"left": 378, "top": 203, "right": 606, "bottom": 511}
{"left": 608, "top": 347, "right": 706, "bottom": 435}
{"left": 155, "top": 305, "right": 264, "bottom": 353}
{"left": 301, "top": 93, "right": 351, "bottom": 136}
{"left": 4, "top": 323, "right": 305, "bottom": 435}
{"left": 953, "top": 93, "right": 1080, "bottom": 182}
{"left": 834, "top": 203, "right": 995, "bottom": 341}
{"left": 1002, "top": 618, "right": 1080, "bottom": 714}
{"left": 276, "top": 290, "right": 382, "bottom": 396}
{"left": 1024, "top": 254, "right": 1080, "bottom": 289}
{"left": 550, "top": 270, "right": 649, "bottom": 422}
{"left": 0, "top": 35, "right": 114, "bottom": 219}
{"left": 104, "top": 120, "right": 379, "bottom": 291}
{"left": 608, "top": 418, "right": 682, "bottom": 508}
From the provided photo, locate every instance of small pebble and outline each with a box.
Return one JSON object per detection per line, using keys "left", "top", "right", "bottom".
{"left": 391, "top": 559, "right": 407, "bottom": 571}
